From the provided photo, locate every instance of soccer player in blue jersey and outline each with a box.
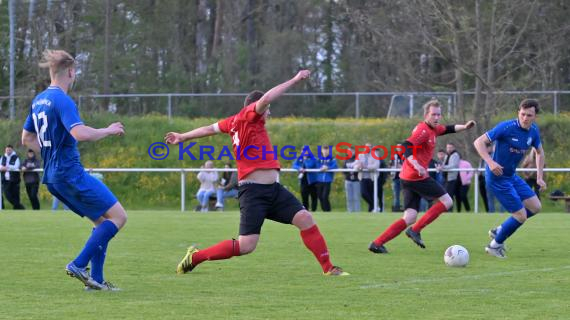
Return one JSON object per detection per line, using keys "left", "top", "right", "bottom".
{"left": 21, "top": 50, "right": 127, "bottom": 290}
{"left": 474, "top": 99, "right": 546, "bottom": 258}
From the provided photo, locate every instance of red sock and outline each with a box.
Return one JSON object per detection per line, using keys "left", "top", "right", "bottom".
{"left": 411, "top": 201, "right": 447, "bottom": 233}
{"left": 300, "top": 225, "right": 334, "bottom": 273}
{"left": 373, "top": 218, "right": 407, "bottom": 246}
{"left": 192, "top": 239, "right": 240, "bottom": 266}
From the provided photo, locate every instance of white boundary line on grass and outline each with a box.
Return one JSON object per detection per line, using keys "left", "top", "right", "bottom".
{"left": 360, "top": 265, "right": 570, "bottom": 289}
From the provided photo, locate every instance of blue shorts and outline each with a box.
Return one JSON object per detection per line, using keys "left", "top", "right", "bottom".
{"left": 486, "top": 173, "right": 536, "bottom": 213}
{"left": 46, "top": 171, "right": 118, "bottom": 221}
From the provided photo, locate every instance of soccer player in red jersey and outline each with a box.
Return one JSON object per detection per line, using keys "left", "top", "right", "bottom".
{"left": 165, "top": 70, "right": 348, "bottom": 276}
{"left": 368, "top": 99, "right": 476, "bottom": 253}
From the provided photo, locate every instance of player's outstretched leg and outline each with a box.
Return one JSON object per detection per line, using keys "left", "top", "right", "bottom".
{"left": 486, "top": 201, "right": 540, "bottom": 258}
{"left": 407, "top": 195, "right": 452, "bottom": 249}
{"left": 177, "top": 239, "right": 242, "bottom": 274}
{"left": 369, "top": 218, "right": 408, "bottom": 254}
{"left": 293, "top": 210, "right": 349, "bottom": 276}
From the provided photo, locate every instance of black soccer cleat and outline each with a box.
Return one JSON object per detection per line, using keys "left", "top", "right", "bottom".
{"left": 405, "top": 227, "right": 426, "bottom": 249}
{"left": 368, "top": 242, "right": 389, "bottom": 254}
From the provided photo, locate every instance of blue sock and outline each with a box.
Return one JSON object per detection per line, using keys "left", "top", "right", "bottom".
{"left": 73, "top": 220, "right": 118, "bottom": 268}
{"left": 90, "top": 228, "right": 109, "bottom": 284}
{"left": 495, "top": 216, "right": 523, "bottom": 244}
{"left": 526, "top": 208, "right": 535, "bottom": 218}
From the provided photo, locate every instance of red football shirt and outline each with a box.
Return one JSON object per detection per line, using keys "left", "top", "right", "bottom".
{"left": 217, "top": 102, "right": 281, "bottom": 180}
{"left": 400, "top": 121, "right": 447, "bottom": 181}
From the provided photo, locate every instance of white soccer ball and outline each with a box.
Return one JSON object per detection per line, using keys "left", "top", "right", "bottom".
{"left": 444, "top": 245, "right": 469, "bottom": 267}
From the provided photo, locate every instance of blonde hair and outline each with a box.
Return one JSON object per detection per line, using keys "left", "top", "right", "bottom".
{"left": 422, "top": 98, "right": 441, "bottom": 115}
{"left": 38, "top": 49, "right": 75, "bottom": 75}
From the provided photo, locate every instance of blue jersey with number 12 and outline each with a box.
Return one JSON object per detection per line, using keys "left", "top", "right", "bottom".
{"left": 23, "top": 86, "right": 85, "bottom": 183}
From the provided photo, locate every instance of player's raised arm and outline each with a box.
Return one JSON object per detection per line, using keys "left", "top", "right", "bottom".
{"left": 534, "top": 145, "right": 546, "bottom": 191}
{"left": 165, "top": 124, "right": 218, "bottom": 145}
{"left": 473, "top": 134, "right": 503, "bottom": 176}
{"left": 70, "top": 122, "right": 124, "bottom": 142}
{"left": 453, "top": 120, "right": 476, "bottom": 132}
{"left": 255, "top": 70, "right": 311, "bottom": 115}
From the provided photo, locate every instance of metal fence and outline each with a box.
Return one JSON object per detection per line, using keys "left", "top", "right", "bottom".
{"left": 2, "top": 90, "right": 570, "bottom": 120}
{"left": 1, "top": 167, "right": 567, "bottom": 213}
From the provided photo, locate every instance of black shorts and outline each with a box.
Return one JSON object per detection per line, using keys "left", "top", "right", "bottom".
{"left": 401, "top": 177, "right": 447, "bottom": 211}
{"left": 238, "top": 183, "right": 305, "bottom": 235}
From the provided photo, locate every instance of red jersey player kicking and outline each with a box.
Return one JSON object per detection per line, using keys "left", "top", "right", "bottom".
{"left": 369, "top": 99, "right": 475, "bottom": 254}
{"left": 165, "top": 70, "right": 348, "bottom": 276}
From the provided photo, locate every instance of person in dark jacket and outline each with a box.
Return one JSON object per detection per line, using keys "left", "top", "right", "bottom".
{"left": 1, "top": 144, "right": 25, "bottom": 210}
{"left": 292, "top": 146, "right": 318, "bottom": 211}
{"left": 314, "top": 146, "right": 337, "bottom": 212}
{"left": 21, "top": 149, "right": 41, "bottom": 210}
{"left": 343, "top": 147, "right": 361, "bottom": 212}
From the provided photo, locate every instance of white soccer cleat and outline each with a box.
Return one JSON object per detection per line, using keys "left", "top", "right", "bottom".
{"left": 485, "top": 244, "right": 507, "bottom": 258}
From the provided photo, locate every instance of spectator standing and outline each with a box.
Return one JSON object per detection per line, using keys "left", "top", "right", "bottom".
{"left": 21, "top": 149, "right": 41, "bottom": 210}
{"left": 390, "top": 150, "right": 403, "bottom": 212}
{"left": 1, "top": 144, "right": 25, "bottom": 210}
{"left": 354, "top": 143, "right": 380, "bottom": 212}
{"left": 457, "top": 158, "right": 473, "bottom": 212}
{"left": 292, "top": 147, "right": 318, "bottom": 211}
{"left": 439, "top": 143, "right": 461, "bottom": 210}
{"left": 314, "top": 146, "right": 337, "bottom": 212}
{"left": 343, "top": 147, "right": 360, "bottom": 213}
{"left": 435, "top": 149, "right": 446, "bottom": 185}
{"left": 376, "top": 150, "right": 388, "bottom": 212}
{"left": 477, "top": 144, "right": 492, "bottom": 212}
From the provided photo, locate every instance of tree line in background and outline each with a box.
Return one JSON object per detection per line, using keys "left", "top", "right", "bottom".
{"left": 1, "top": 0, "right": 570, "bottom": 128}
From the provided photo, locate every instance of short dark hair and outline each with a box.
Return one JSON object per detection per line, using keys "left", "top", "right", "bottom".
{"left": 438, "top": 149, "right": 446, "bottom": 153}
{"left": 6, "top": 144, "right": 13, "bottom": 148}
{"left": 519, "top": 99, "right": 540, "bottom": 114}
{"left": 244, "top": 90, "right": 265, "bottom": 107}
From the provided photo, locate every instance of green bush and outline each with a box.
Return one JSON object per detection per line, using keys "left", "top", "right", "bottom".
{"left": 2, "top": 113, "right": 569, "bottom": 211}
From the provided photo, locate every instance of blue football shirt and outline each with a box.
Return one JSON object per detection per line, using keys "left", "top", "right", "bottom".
{"left": 23, "top": 86, "right": 85, "bottom": 183}
{"left": 485, "top": 119, "right": 541, "bottom": 177}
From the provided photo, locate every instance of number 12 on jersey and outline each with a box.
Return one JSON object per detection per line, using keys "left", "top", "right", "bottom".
{"left": 32, "top": 111, "right": 52, "bottom": 147}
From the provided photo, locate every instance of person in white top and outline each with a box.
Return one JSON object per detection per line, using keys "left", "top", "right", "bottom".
{"left": 353, "top": 143, "right": 380, "bottom": 212}
{"left": 196, "top": 160, "right": 219, "bottom": 212}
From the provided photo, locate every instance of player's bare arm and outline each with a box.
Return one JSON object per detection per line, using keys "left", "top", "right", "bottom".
{"left": 165, "top": 124, "right": 218, "bottom": 144}
{"left": 21, "top": 129, "right": 41, "bottom": 154}
{"left": 473, "top": 134, "right": 503, "bottom": 176}
{"left": 535, "top": 145, "right": 547, "bottom": 191}
{"left": 70, "top": 122, "right": 124, "bottom": 142}
{"left": 255, "top": 70, "right": 311, "bottom": 115}
{"left": 454, "top": 120, "right": 476, "bottom": 132}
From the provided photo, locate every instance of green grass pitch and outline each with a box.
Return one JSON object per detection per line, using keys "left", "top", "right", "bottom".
{"left": 1, "top": 210, "right": 569, "bottom": 319}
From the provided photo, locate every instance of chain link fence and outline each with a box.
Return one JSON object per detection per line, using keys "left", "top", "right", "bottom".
{"left": 2, "top": 91, "right": 570, "bottom": 120}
